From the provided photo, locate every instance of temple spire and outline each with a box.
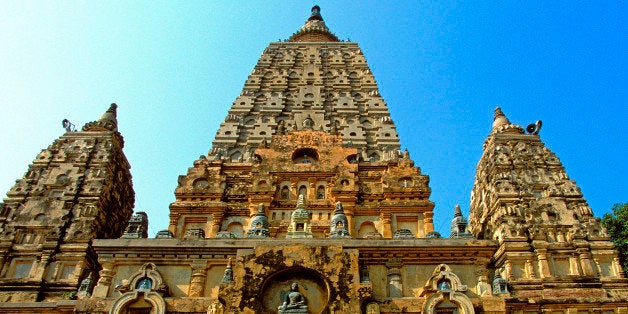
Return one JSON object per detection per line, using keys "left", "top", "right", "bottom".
{"left": 308, "top": 5, "right": 323, "bottom": 21}
{"left": 492, "top": 107, "right": 510, "bottom": 131}
{"left": 287, "top": 5, "right": 340, "bottom": 42}
{"left": 82, "top": 103, "right": 119, "bottom": 132}
{"left": 491, "top": 106, "right": 523, "bottom": 134}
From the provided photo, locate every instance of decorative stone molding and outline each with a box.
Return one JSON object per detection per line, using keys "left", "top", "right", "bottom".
{"left": 422, "top": 264, "right": 474, "bottom": 314}
{"left": 114, "top": 263, "right": 168, "bottom": 296}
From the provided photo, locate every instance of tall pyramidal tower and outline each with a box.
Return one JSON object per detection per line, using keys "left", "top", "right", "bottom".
{"left": 169, "top": 5, "right": 435, "bottom": 240}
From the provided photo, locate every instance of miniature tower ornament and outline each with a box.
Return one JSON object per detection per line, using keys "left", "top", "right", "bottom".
{"left": 329, "top": 202, "right": 351, "bottom": 238}
{"left": 247, "top": 204, "right": 270, "bottom": 238}
{"left": 286, "top": 195, "right": 313, "bottom": 238}
{"left": 221, "top": 258, "right": 234, "bottom": 284}
{"left": 450, "top": 205, "right": 474, "bottom": 239}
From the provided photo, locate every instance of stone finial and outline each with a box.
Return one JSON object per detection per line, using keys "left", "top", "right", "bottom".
{"left": 296, "top": 194, "right": 306, "bottom": 208}
{"left": 287, "top": 5, "right": 340, "bottom": 42}
{"left": 155, "top": 229, "right": 174, "bottom": 238}
{"left": 286, "top": 194, "right": 313, "bottom": 238}
{"left": 454, "top": 204, "right": 463, "bottom": 217}
{"left": 308, "top": 5, "right": 323, "bottom": 21}
{"left": 491, "top": 107, "right": 524, "bottom": 134}
{"left": 492, "top": 107, "right": 510, "bottom": 131}
{"left": 82, "top": 103, "right": 119, "bottom": 132}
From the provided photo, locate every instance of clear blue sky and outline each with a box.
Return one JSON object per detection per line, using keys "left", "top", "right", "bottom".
{"left": 1, "top": 1, "right": 626, "bottom": 236}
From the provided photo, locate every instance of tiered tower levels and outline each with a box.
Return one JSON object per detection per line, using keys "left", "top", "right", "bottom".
{"left": 170, "top": 7, "right": 431, "bottom": 240}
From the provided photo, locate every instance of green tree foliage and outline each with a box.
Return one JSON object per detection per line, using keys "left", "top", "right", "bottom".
{"left": 602, "top": 203, "right": 628, "bottom": 276}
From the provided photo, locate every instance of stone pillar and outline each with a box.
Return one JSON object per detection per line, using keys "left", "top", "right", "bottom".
{"left": 525, "top": 259, "right": 536, "bottom": 279}
{"left": 345, "top": 205, "right": 355, "bottom": 236}
{"left": 188, "top": 261, "right": 207, "bottom": 297}
{"left": 577, "top": 248, "right": 595, "bottom": 276}
{"left": 92, "top": 260, "right": 115, "bottom": 298}
{"left": 613, "top": 257, "right": 625, "bottom": 278}
{"left": 32, "top": 251, "right": 53, "bottom": 280}
{"left": 569, "top": 254, "right": 581, "bottom": 275}
{"left": 290, "top": 182, "right": 297, "bottom": 199}
{"left": 71, "top": 259, "right": 88, "bottom": 283}
{"left": 210, "top": 213, "right": 224, "bottom": 237}
{"left": 423, "top": 212, "right": 434, "bottom": 234}
{"left": 308, "top": 181, "right": 315, "bottom": 201}
{"left": 380, "top": 212, "right": 392, "bottom": 238}
{"left": 386, "top": 258, "right": 403, "bottom": 297}
{"left": 504, "top": 260, "right": 515, "bottom": 281}
{"left": 535, "top": 248, "right": 551, "bottom": 278}
{"left": 593, "top": 258, "right": 603, "bottom": 276}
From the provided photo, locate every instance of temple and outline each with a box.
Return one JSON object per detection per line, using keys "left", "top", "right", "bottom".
{"left": 1, "top": 6, "right": 627, "bottom": 314}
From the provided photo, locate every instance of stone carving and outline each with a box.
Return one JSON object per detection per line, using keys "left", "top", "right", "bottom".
{"left": 393, "top": 229, "right": 415, "bottom": 239}
{"left": 450, "top": 205, "right": 474, "bottom": 239}
{"left": 492, "top": 271, "right": 509, "bottom": 295}
{"left": 247, "top": 204, "right": 270, "bottom": 238}
{"left": 328, "top": 202, "right": 351, "bottom": 238}
{"left": 207, "top": 300, "right": 225, "bottom": 314}
{"left": 154, "top": 229, "right": 174, "bottom": 238}
{"left": 425, "top": 231, "right": 442, "bottom": 239}
{"left": 221, "top": 258, "right": 234, "bottom": 284}
{"left": 278, "top": 282, "right": 308, "bottom": 313}
{"left": 76, "top": 275, "right": 92, "bottom": 299}
{"left": 286, "top": 195, "right": 313, "bottom": 238}
{"left": 120, "top": 211, "right": 149, "bottom": 238}
{"left": 185, "top": 228, "right": 206, "bottom": 239}
{"left": 366, "top": 302, "right": 380, "bottom": 314}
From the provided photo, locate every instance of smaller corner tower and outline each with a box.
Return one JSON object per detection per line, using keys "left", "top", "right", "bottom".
{"left": 469, "top": 107, "right": 628, "bottom": 302}
{"left": 0, "top": 104, "right": 134, "bottom": 302}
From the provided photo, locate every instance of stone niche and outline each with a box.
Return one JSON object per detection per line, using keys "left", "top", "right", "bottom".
{"left": 262, "top": 267, "right": 329, "bottom": 313}
{"left": 219, "top": 244, "right": 360, "bottom": 313}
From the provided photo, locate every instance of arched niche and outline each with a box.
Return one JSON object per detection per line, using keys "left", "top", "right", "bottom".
{"left": 110, "top": 263, "right": 168, "bottom": 314}
{"left": 423, "top": 264, "right": 466, "bottom": 292}
{"left": 115, "top": 263, "right": 168, "bottom": 295}
{"left": 422, "top": 264, "right": 474, "bottom": 314}
{"left": 260, "top": 267, "right": 330, "bottom": 314}
{"left": 423, "top": 292, "right": 474, "bottom": 314}
{"left": 225, "top": 222, "right": 244, "bottom": 238}
{"left": 109, "top": 290, "right": 166, "bottom": 314}
{"left": 292, "top": 148, "right": 319, "bottom": 164}
{"left": 358, "top": 222, "right": 378, "bottom": 238}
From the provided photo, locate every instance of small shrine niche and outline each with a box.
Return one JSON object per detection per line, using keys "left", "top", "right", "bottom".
{"left": 292, "top": 148, "right": 319, "bottom": 164}
{"left": 109, "top": 263, "right": 169, "bottom": 314}
{"left": 286, "top": 195, "right": 313, "bottom": 238}
{"left": 328, "top": 202, "right": 351, "bottom": 238}
{"left": 247, "top": 204, "right": 271, "bottom": 238}
{"left": 422, "top": 264, "right": 475, "bottom": 314}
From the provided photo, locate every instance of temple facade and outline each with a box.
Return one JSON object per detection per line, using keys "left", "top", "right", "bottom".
{"left": 1, "top": 6, "right": 627, "bottom": 314}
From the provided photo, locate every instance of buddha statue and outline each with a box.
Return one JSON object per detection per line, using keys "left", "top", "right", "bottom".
{"left": 278, "top": 282, "right": 308, "bottom": 313}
